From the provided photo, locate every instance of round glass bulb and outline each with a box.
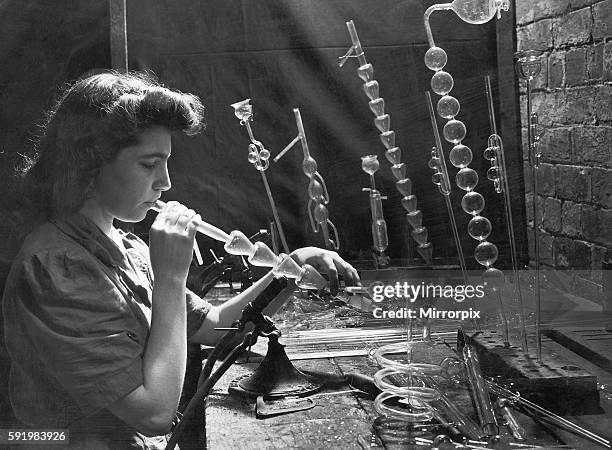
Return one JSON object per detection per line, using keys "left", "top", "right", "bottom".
{"left": 483, "top": 146, "right": 497, "bottom": 161}
{"left": 437, "top": 95, "right": 460, "bottom": 119}
{"left": 449, "top": 144, "right": 472, "bottom": 168}
{"left": 487, "top": 166, "right": 500, "bottom": 181}
{"left": 468, "top": 215, "right": 492, "bottom": 241}
{"left": 431, "top": 172, "right": 444, "bottom": 186}
{"left": 259, "top": 149, "right": 270, "bottom": 160}
{"left": 456, "top": 168, "right": 478, "bottom": 191}
{"left": 474, "top": 241, "right": 499, "bottom": 267}
{"left": 361, "top": 154, "right": 379, "bottom": 175}
{"left": 443, "top": 119, "right": 466, "bottom": 144}
{"left": 482, "top": 267, "right": 505, "bottom": 291}
{"left": 461, "top": 191, "right": 485, "bottom": 215}
{"left": 424, "top": 46, "right": 448, "bottom": 71}
{"left": 302, "top": 156, "right": 317, "bottom": 176}
{"left": 431, "top": 71, "right": 454, "bottom": 95}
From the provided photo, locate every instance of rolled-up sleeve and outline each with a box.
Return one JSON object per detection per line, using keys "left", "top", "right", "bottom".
{"left": 8, "top": 248, "right": 146, "bottom": 416}
{"left": 186, "top": 288, "right": 211, "bottom": 339}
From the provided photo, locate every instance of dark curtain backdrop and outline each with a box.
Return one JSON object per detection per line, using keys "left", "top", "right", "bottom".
{"left": 125, "top": 0, "right": 524, "bottom": 267}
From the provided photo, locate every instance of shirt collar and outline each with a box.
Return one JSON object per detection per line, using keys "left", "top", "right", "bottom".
{"left": 50, "top": 213, "right": 126, "bottom": 269}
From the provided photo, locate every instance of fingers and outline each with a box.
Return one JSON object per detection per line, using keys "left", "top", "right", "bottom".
{"left": 322, "top": 254, "right": 339, "bottom": 296}
{"left": 293, "top": 247, "right": 361, "bottom": 294}
{"left": 155, "top": 201, "right": 198, "bottom": 235}
{"left": 325, "top": 251, "right": 361, "bottom": 287}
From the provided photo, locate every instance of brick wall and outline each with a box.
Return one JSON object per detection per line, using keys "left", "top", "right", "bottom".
{"left": 516, "top": 0, "right": 612, "bottom": 300}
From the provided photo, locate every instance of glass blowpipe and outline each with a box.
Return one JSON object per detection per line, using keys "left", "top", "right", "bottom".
{"left": 151, "top": 201, "right": 326, "bottom": 290}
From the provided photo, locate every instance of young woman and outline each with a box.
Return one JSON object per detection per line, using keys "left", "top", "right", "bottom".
{"left": 2, "top": 72, "right": 359, "bottom": 449}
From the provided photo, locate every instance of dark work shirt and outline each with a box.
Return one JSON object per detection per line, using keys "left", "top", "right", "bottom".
{"left": 2, "top": 213, "right": 211, "bottom": 449}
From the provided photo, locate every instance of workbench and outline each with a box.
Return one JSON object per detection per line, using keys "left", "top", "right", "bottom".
{"left": 202, "top": 329, "right": 612, "bottom": 449}
{"left": 198, "top": 277, "right": 612, "bottom": 449}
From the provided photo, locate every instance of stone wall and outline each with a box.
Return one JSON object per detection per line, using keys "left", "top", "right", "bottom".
{"left": 516, "top": 0, "right": 612, "bottom": 301}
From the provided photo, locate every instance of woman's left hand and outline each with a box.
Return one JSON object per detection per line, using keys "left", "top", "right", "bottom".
{"left": 289, "top": 247, "right": 361, "bottom": 296}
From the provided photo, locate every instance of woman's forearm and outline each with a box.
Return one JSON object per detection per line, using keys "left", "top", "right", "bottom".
{"left": 108, "top": 277, "right": 187, "bottom": 435}
{"left": 190, "top": 271, "right": 286, "bottom": 345}
{"left": 144, "top": 277, "right": 188, "bottom": 412}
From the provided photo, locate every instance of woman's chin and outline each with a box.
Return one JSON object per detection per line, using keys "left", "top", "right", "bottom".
{"left": 117, "top": 210, "right": 148, "bottom": 223}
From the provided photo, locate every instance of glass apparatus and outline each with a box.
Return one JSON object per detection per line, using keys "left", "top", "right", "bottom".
{"left": 423, "top": 0, "right": 511, "bottom": 345}
{"left": 274, "top": 108, "right": 340, "bottom": 250}
{"left": 483, "top": 75, "right": 529, "bottom": 353}
{"left": 515, "top": 50, "right": 545, "bottom": 361}
{"left": 361, "top": 155, "right": 390, "bottom": 267}
{"left": 230, "top": 99, "right": 290, "bottom": 253}
{"left": 339, "top": 20, "right": 433, "bottom": 264}
{"left": 151, "top": 200, "right": 326, "bottom": 290}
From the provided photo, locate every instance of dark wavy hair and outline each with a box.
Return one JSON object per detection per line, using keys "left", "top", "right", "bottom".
{"left": 21, "top": 71, "right": 205, "bottom": 219}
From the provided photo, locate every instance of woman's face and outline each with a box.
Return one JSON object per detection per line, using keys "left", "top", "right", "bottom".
{"left": 88, "top": 126, "right": 172, "bottom": 223}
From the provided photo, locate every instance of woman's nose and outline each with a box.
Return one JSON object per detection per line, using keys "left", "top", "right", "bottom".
{"left": 153, "top": 165, "right": 171, "bottom": 191}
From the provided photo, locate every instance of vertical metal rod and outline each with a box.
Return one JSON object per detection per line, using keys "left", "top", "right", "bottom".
{"left": 259, "top": 171, "right": 290, "bottom": 254}
{"left": 485, "top": 76, "right": 529, "bottom": 353}
{"left": 109, "top": 0, "right": 128, "bottom": 73}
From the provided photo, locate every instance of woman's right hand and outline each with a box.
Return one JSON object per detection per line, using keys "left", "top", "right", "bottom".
{"left": 148, "top": 201, "right": 199, "bottom": 284}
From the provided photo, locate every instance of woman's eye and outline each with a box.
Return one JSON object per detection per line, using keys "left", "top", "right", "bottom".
{"left": 141, "top": 162, "right": 157, "bottom": 169}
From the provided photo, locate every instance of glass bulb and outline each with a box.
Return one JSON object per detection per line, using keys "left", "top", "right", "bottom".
{"left": 437, "top": 95, "right": 460, "bottom": 119}
{"left": 369, "top": 98, "right": 385, "bottom": 116}
{"left": 487, "top": 166, "right": 500, "bottom": 181}
{"left": 424, "top": 46, "right": 448, "bottom": 71}
{"left": 431, "top": 172, "right": 444, "bottom": 185}
{"left": 308, "top": 179, "right": 325, "bottom": 201}
{"left": 247, "top": 152, "right": 258, "bottom": 164}
{"left": 461, "top": 191, "right": 485, "bottom": 215}
{"left": 449, "top": 144, "right": 472, "bottom": 168}
{"left": 443, "top": 119, "right": 466, "bottom": 144}
{"left": 401, "top": 195, "right": 418, "bottom": 212}
{"left": 456, "top": 168, "right": 478, "bottom": 191}
{"left": 247, "top": 241, "right": 279, "bottom": 267}
{"left": 296, "top": 264, "right": 327, "bottom": 290}
{"left": 483, "top": 146, "right": 497, "bottom": 161}
{"left": 380, "top": 131, "right": 395, "bottom": 149}
{"left": 406, "top": 210, "right": 423, "bottom": 229}
{"left": 259, "top": 149, "right": 270, "bottom": 160}
{"left": 363, "top": 80, "right": 380, "bottom": 100}
{"left": 396, "top": 178, "right": 412, "bottom": 197}
{"left": 361, "top": 154, "right": 380, "bottom": 175}
{"left": 273, "top": 255, "right": 304, "bottom": 279}
{"left": 416, "top": 242, "right": 433, "bottom": 264}
{"left": 374, "top": 114, "right": 390, "bottom": 133}
{"left": 412, "top": 226, "right": 429, "bottom": 245}
{"left": 482, "top": 267, "right": 505, "bottom": 291}
{"left": 313, "top": 204, "right": 329, "bottom": 223}
{"left": 358, "top": 63, "right": 374, "bottom": 82}
{"left": 428, "top": 156, "right": 440, "bottom": 170}
{"left": 431, "top": 71, "right": 454, "bottom": 95}
{"left": 391, "top": 163, "right": 406, "bottom": 180}
{"left": 468, "top": 215, "right": 492, "bottom": 241}
{"left": 474, "top": 241, "right": 499, "bottom": 267}
{"left": 224, "top": 230, "right": 257, "bottom": 257}
{"left": 384, "top": 146, "right": 401, "bottom": 164}
{"left": 302, "top": 156, "right": 318, "bottom": 177}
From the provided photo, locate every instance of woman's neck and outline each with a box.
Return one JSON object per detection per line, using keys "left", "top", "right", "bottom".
{"left": 79, "top": 200, "right": 114, "bottom": 236}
